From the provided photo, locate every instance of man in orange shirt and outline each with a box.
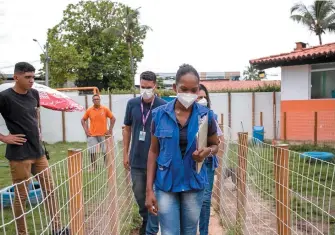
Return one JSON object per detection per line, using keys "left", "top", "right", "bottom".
{"left": 81, "top": 94, "right": 116, "bottom": 171}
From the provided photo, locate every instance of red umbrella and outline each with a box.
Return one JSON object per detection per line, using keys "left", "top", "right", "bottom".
{"left": 0, "top": 82, "right": 84, "bottom": 112}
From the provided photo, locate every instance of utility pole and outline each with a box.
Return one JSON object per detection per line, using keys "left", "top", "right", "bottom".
{"left": 128, "top": 41, "right": 136, "bottom": 98}
{"left": 33, "top": 39, "right": 50, "bottom": 87}
{"left": 127, "top": 6, "right": 141, "bottom": 98}
{"left": 45, "top": 43, "right": 49, "bottom": 87}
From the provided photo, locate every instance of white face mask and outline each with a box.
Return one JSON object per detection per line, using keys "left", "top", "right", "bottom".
{"left": 140, "top": 88, "right": 154, "bottom": 99}
{"left": 198, "top": 98, "right": 208, "bottom": 107}
{"left": 177, "top": 93, "right": 198, "bottom": 109}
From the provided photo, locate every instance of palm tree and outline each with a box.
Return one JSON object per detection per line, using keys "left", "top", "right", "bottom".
{"left": 103, "top": 6, "right": 151, "bottom": 97}
{"left": 243, "top": 65, "right": 261, "bottom": 81}
{"left": 290, "top": 1, "right": 335, "bottom": 45}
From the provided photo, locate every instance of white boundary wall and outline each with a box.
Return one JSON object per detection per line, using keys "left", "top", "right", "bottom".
{"left": 0, "top": 92, "right": 281, "bottom": 143}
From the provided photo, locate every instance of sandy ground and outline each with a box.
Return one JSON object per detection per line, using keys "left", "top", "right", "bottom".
{"left": 130, "top": 179, "right": 280, "bottom": 235}
{"left": 84, "top": 200, "right": 114, "bottom": 235}
{"left": 92, "top": 178, "right": 328, "bottom": 235}
{"left": 218, "top": 179, "right": 312, "bottom": 235}
{"left": 204, "top": 208, "right": 225, "bottom": 235}
{"left": 217, "top": 179, "right": 278, "bottom": 235}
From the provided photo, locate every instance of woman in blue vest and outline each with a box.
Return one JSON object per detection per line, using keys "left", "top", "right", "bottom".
{"left": 197, "top": 84, "right": 224, "bottom": 235}
{"left": 145, "top": 64, "right": 219, "bottom": 235}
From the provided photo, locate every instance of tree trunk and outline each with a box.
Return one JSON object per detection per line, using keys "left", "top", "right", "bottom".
{"left": 127, "top": 41, "right": 136, "bottom": 98}
{"left": 318, "top": 34, "right": 322, "bottom": 45}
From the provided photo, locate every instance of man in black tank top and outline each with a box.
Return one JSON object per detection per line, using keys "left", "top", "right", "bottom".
{"left": 0, "top": 62, "right": 69, "bottom": 235}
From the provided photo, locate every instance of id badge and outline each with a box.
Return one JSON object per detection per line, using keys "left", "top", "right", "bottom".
{"left": 139, "top": 131, "right": 146, "bottom": 141}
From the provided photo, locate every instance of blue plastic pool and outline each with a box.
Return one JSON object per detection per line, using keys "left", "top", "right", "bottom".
{"left": 300, "top": 152, "right": 334, "bottom": 161}
{"left": 0, "top": 181, "right": 43, "bottom": 208}
{"left": 253, "top": 126, "right": 264, "bottom": 142}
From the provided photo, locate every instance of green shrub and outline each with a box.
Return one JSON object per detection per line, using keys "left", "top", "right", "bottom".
{"left": 156, "top": 89, "right": 176, "bottom": 97}
{"left": 210, "top": 84, "right": 281, "bottom": 93}
{"left": 289, "top": 143, "right": 335, "bottom": 154}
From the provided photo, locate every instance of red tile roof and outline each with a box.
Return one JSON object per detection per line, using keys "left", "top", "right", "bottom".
{"left": 250, "top": 42, "right": 335, "bottom": 69}
{"left": 200, "top": 80, "right": 280, "bottom": 92}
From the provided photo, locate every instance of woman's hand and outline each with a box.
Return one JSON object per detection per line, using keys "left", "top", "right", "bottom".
{"left": 192, "top": 147, "right": 211, "bottom": 162}
{"left": 145, "top": 189, "right": 159, "bottom": 216}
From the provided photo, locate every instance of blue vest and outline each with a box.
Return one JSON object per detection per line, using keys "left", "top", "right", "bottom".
{"left": 152, "top": 99, "right": 215, "bottom": 192}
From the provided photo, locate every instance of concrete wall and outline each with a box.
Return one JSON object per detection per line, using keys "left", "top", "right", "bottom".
{"left": 210, "top": 92, "right": 281, "bottom": 140}
{"left": 0, "top": 92, "right": 281, "bottom": 143}
{"left": 281, "top": 65, "right": 311, "bottom": 100}
{"left": 281, "top": 99, "right": 335, "bottom": 141}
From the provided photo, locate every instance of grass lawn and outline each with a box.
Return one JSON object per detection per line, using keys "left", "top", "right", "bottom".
{"left": 0, "top": 142, "right": 140, "bottom": 235}
{"left": 0, "top": 142, "right": 86, "bottom": 190}
{"left": 226, "top": 141, "right": 335, "bottom": 232}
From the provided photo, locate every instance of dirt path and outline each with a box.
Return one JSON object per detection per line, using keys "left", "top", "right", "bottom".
{"left": 90, "top": 177, "right": 329, "bottom": 235}
{"left": 218, "top": 180, "right": 309, "bottom": 235}
{"left": 206, "top": 208, "right": 225, "bottom": 235}
{"left": 218, "top": 179, "right": 280, "bottom": 234}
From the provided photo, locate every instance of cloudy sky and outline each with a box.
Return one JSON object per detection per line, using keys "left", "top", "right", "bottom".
{"left": 0, "top": 0, "right": 334, "bottom": 83}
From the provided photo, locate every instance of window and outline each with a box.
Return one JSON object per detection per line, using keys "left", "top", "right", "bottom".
{"left": 311, "top": 63, "right": 335, "bottom": 99}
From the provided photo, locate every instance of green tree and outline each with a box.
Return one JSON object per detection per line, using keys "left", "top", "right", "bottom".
{"left": 290, "top": 1, "right": 335, "bottom": 45}
{"left": 156, "top": 76, "right": 165, "bottom": 89}
{"left": 103, "top": 6, "right": 151, "bottom": 95}
{"left": 243, "top": 65, "right": 262, "bottom": 81}
{"left": 44, "top": 1, "right": 149, "bottom": 90}
{"left": 42, "top": 28, "right": 89, "bottom": 87}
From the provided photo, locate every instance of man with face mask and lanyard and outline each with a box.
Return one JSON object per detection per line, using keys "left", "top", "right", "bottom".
{"left": 123, "top": 71, "right": 166, "bottom": 235}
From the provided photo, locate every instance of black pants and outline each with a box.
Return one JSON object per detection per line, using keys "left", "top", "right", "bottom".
{"left": 131, "top": 168, "right": 159, "bottom": 235}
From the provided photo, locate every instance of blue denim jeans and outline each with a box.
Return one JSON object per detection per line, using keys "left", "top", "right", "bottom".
{"left": 156, "top": 189, "right": 204, "bottom": 235}
{"left": 199, "top": 159, "right": 215, "bottom": 235}
{"left": 131, "top": 168, "right": 159, "bottom": 235}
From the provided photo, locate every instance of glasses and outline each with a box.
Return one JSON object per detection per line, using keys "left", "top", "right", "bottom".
{"left": 93, "top": 99, "right": 100, "bottom": 101}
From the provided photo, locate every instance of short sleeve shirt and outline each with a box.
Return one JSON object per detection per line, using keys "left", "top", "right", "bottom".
{"left": 83, "top": 105, "right": 113, "bottom": 136}
{"left": 0, "top": 88, "right": 44, "bottom": 161}
{"left": 124, "top": 96, "right": 167, "bottom": 169}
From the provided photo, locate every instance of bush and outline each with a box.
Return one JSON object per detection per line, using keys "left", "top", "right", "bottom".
{"left": 289, "top": 143, "right": 335, "bottom": 154}
{"left": 210, "top": 84, "right": 281, "bottom": 93}
{"left": 100, "top": 88, "right": 177, "bottom": 96}
{"left": 100, "top": 89, "right": 140, "bottom": 95}
{"left": 156, "top": 90, "right": 176, "bottom": 97}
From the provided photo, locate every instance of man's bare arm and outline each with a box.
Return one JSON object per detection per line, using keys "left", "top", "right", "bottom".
{"left": 123, "top": 125, "right": 131, "bottom": 156}
{"left": 122, "top": 125, "right": 131, "bottom": 170}
{"left": 108, "top": 116, "right": 116, "bottom": 133}
{"left": 81, "top": 118, "right": 90, "bottom": 136}
{"left": 36, "top": 108, "right": 42, "bottom": 140}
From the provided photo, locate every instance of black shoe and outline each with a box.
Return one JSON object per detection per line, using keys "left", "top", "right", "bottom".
{"left": 52, "top": 227, "right": 70, "bottom": 235}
